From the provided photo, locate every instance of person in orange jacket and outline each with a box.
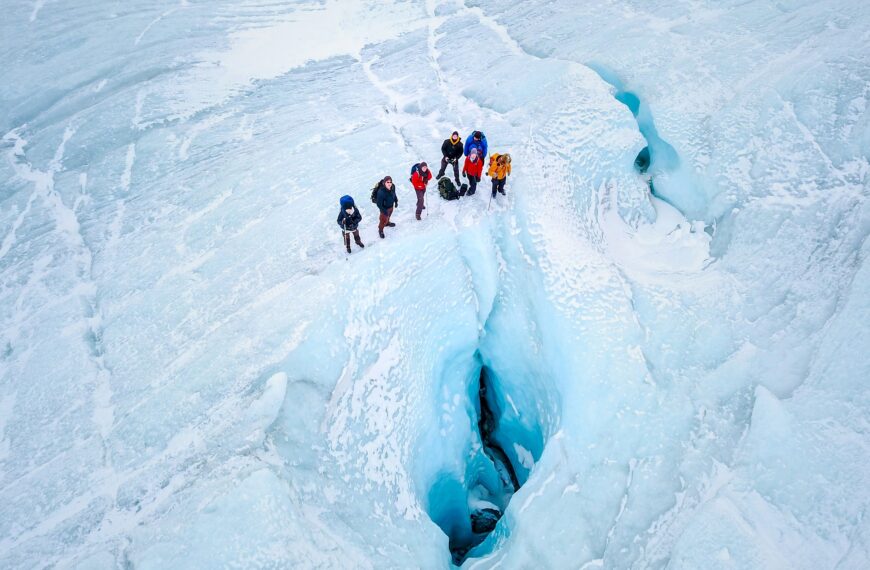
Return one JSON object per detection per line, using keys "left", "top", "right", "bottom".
{"left": 487, "top": 153, "right": 512, "bottom": 198}
{"left": 461, "top": 148, "right": 484, "bottom": 196}
{"left": 411, "top": 162, "right": 432, "bottom": 220}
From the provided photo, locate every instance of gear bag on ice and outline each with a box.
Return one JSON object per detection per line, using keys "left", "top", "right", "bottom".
{"left": 438, "top": 177, "right": 460, "bottom": 201}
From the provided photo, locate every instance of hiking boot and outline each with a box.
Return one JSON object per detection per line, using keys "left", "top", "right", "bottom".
{"left": 379, "top": 230, "right": 385, "bottom": 239}
{"left": 355, "top": 240, "right": 365, "bottom": 248}
{"left": 346, "top": 245, "right": 352, "bottom": 254}
{"left": 498, "top": 189, "right": 505, "bottom": 195}
{"left": 387, "top": 222, "right": 396, "bottom": 227}
{"left": 416, "top": 213, "right": 421, "bottom": 220}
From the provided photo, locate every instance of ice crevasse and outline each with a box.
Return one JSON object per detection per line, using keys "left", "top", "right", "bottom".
{"left": 0, "top": 0, "right": 868, "bottom": 569}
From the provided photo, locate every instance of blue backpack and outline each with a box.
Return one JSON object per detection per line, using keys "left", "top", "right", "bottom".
{"left": 340, "top": 195, "right": 354, "bottom": 209}
{"left": 409, "top": 163, "right": 422, "bottom": 182}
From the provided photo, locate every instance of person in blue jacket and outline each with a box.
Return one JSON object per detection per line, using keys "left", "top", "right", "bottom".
{"left": 337, "top": 196, "right": 364, "bottom": 253}
{"left": 464, "top": 130, "right": 488, "bottom": 159}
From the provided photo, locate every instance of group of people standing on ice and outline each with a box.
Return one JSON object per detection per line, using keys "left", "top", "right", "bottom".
{"left": 337, "top": 130, "right": 513, "bottom": 253}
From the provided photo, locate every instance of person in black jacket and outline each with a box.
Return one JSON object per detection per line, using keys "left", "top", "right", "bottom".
{"left": 337, "top": 199, "right": 364, "bottom": 253}
{"left": 436, "top": 131, "right": 463, "bottom": 185}
{"left": 376, "top": 176, "right": 398, "bottom": 238}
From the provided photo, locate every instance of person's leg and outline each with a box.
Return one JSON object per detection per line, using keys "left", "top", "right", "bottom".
{"left": 353, "top": 229, "right": 364, "bottom": 247}
{"left": 415, "top": 190, "right": 424, "bottom": 219}
{"left": 386, "top": 207, "right": 395, "bottom": 227}
{"left": 497, "top": 178, "right": 506, "bottom": 194}
{"left": 451, "top": 160, "right": 460, "bottom": 185}
{"left": 467, "top": 176, "right": 477, "bottom": 195}
{"left": 491, "top": 178, "right": 498, "bottom": 198}
{"left": 378, "top": 211, "right": 387, "bottom": 237}
{"left": 436, "top": 157, "right": 448, "bottom": 179}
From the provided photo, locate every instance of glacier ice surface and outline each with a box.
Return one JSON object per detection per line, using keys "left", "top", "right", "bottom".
{"left": 1, "top": 0, "right": 868, "bottom": 568}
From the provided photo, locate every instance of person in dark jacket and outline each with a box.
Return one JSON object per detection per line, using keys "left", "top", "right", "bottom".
{"left": 464, "top": 130, "right": 488, "bottom": 160}
{"left": 376, "top": 176, "right": 398, "bottom": 238}
{"left": 337, "top": 199, "right": 364, "bottom": 253}
{"left": 436, "top": 131, "right": 463, "bottom": 185}
{"left": 461, "top": 148, "right": 484, "bottom": 196}
{"left": 410, "top": 162, "right": 432, "bottom": 220}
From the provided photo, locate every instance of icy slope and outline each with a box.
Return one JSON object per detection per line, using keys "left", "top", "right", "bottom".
{"left": 1, "top": 0, "right": 868, "bottom": 569}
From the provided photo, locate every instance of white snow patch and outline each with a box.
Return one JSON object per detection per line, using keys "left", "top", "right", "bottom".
{"left": 513, "top": 442, "right": 535, "bottom": 469}
{"left": 199, "top": 0, "right": 424, "bottom": 90}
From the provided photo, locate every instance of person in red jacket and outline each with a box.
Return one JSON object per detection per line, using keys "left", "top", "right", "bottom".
{"left": 411, "top": 162, "right": 432, "bottom": 220}
{"left": 461, "top": 149, "right": 484, "bottom": 196}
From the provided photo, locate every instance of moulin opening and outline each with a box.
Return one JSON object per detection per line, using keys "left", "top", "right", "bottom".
{"left": 477, "top": 369, "right": 520, "bottom": 495}
{"left": 422, "top": 361, "right": 540, "bottom": 566}
{"left": 445, "top": 366, "right": 523, "bottom": 566}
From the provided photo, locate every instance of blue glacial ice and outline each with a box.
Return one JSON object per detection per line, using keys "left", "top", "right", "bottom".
{"left": 1, "top": 0, "right": 868, "bottom": 568}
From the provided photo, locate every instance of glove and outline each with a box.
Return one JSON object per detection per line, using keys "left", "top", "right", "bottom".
{"left": 462, "top": 172, "right": 466, "bottom": 178}
{"left": 395, "top": 198, "right": 399, "bottom": 207}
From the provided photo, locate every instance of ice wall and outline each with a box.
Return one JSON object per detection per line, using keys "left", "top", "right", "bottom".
{"left": 1, "top": 0, "right": 868, "bottom": 569}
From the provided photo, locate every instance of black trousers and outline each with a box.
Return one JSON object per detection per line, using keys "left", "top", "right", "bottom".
{"left": 438, "top": 157, "right": 460, "bottom": 183}
{"left": 465, "top": 175, "right": 480, "bottom": 195}
{"left": 491, "top": 177, "right": 506, "bottom": 197}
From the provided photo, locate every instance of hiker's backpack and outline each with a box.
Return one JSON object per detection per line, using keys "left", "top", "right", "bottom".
{"left": 438, "top": 177, "right": 460, "bottom": 201}
{"left": 409, "top": 163, "right": 422, "bottom": 182}
{"left": 340, "top": 195, "right": 354, "bottom": 209}
{"left": 370, "top": 181, "right": 380, "bottom": 204}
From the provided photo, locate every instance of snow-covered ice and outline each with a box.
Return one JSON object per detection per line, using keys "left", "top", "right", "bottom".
{"left": 1, "top": 0, "right": 868, "bottom": 568}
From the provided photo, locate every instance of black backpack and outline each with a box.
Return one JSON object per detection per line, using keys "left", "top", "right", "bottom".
{"left": 370, "top": 180, "right": 380, "bottom": 204}
{"left": 438, "top": 177, "right": 460, "bottom": 201}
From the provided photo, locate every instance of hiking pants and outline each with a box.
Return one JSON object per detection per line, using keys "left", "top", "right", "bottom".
{"left": 378, "top": 208, "right": 393, "bottom": 232}
{"left": 491, "top": 177, "right": 506, "bottom": 197}
{"left": 343, "top": 229, "right": 362, "bottom": 249}
{"left": 415, "top": 190, "right": 426, "bottom": 218}
{"left": 438, "top": 157, "right": 460, "bottom": 183}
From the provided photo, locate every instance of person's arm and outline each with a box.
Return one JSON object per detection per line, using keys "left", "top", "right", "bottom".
{"left": 441, "top": 140, "right": 450, "bottom": 157}
{"left": 507, "top": 163, "right": 512, "bottom": 176}
{"left": 337, "top": 211, "right": 344, "bottom": 227}
{"left": 353, "top": 209, "right": 362, "bottom": 224}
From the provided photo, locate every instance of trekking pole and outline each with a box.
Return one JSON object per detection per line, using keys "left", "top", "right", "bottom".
{"left": 487, "top": 191, "right": 493, "bottom": 211}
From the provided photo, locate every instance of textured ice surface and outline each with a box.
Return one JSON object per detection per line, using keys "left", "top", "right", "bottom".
{"left": 1, "top": 0, "right": 868, "bottom": 568}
